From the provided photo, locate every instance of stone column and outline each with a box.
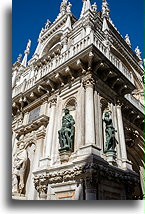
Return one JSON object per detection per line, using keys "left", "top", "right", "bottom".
{"left": 85, "top": 179, "right": 97, "bottom": 200}
{"left": 83, "top": 76, "right": 95, "bottom": 145}
{"left": 33, "top": 127, "right": 46, "bottom": 170}
{"left": 44, "top": 96, "right": 57, "bottom": 159}
{"left": 116, "top": 101, "right": 131, "bottom": 170}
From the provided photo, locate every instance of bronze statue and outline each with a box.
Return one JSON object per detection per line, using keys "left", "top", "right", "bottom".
{"left": 103, "top": 111, "right": 117, "bottom": 152}
{"left": 58, "top": 109, "right": 75, "bottom": 152}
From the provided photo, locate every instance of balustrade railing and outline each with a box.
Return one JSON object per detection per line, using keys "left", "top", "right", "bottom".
{"left": 125, "top": 94, "right": 144, "bottom": 114}
{"left": 12, "top": 34, "right": 135, "bottom": 98}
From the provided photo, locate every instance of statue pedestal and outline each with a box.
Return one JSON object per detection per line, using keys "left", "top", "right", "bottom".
{"left": 12, "top": 193, "right": 26, "bottom": 200}
{"left": 39, "top": 157, "right": 51, "bottom": 168}
{"left": 105, "top": 151, "right": 117, "bottom": 165}
{"left": 59, "top": 149, "right": 71, "bottom": 163}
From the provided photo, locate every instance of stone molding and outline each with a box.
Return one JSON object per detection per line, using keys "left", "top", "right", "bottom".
{"left": 33, "top": 161, "right": 139, "bottom": 196}
{"left": 15, "top": 115, "right": 49, "bottom": 137}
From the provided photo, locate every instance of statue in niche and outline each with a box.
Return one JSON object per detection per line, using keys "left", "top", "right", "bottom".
{"left": 103, "top": 111, "right": 117, "bottom": 152}
{"left": 58, "top": 108, "right": 75, "bottom": 152}
{"left": 12, "top": 142, "right": 28, "bottom": 194}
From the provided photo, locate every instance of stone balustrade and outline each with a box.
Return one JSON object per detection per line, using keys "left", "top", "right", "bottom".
{"left": 12, "top": 34, "right": 135, "bottom": 98}
{"left": 125, "top": 94, "right": 144, "bottom": 114}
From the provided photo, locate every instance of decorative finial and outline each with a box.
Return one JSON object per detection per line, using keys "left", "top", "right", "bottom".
{"left": 45, "top": 19, "right": 51, "bottom": 30}
{"left": 17, "top": 54, "right": 22, "bottom": 62}
{"left": 91, "top": 2, "right": 97, "bottom": 13}
{"left": 102, "top": 0, "right": 110, "bottom": 18}
{"left": 21, "top": 40, "right": 31, "bottom": 67}
{"left": 25, "top": 39, "right": 31, "bottom": 55}
{"left": 80, "top": 0, "right": 91, "bottom": 18}
{"left": 125, "top": 34, "right": 131, "bottom": 47}
{"left": 135, "top": 46, "right": 142, "bottom": 60}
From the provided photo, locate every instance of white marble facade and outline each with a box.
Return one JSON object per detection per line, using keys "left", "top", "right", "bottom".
{"left": 12, "top": 0, "right": 144, "bottom": 200}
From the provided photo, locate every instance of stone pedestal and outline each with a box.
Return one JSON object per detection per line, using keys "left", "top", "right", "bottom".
{"left": 105, "top": 150, "right": 117, "bottom": 165}
{"left": 59, "top": 150, "right": 71, "bottom": 163}
{"left": 39, "top": 157, "right": 51, "bottom": 168}
{"left": 12, "top": 193, "right": 26, "bottom": 200}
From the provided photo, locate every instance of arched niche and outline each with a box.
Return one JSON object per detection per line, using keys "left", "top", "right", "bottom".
{"left": 64, "top": 97, "right": 77, "bottom": 111}
{"left": 40, "top": 32, "right": 63, "bottom": 58}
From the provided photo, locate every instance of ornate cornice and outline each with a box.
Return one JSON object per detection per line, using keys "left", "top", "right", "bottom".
{"left": 33, "top": 162, "right": 139, "bottom": 196}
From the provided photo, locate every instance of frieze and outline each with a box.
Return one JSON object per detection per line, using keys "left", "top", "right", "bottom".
{"left": 33, "top": 162, "right": 139, "bottom": 196}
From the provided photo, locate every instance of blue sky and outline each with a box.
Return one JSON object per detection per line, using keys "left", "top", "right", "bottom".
{"left": 12, "top": 0, "right": 144, "bottom": 63}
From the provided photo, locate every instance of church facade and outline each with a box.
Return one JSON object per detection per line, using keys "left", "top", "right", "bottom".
{"left": 12, "top": 0, "right": 144, "bottom": 200}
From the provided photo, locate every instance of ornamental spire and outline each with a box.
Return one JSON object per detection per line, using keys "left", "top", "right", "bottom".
{"left": 80, "top": 0, "right": 91, "bottom": 18}
{"left": 21, "top": 40, "right": 31, "bottom": 67}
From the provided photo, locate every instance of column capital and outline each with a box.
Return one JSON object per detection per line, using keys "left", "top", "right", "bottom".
{"left": 83, "top": 75, "right": 95, "bottom": 89}
{"left": 116, "top": 99, "right": 123, "bottom": 107}
{"left": 48, "top": 95, "right": 57, "bottom": 107}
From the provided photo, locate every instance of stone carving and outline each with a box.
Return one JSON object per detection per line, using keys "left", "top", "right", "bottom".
{"left": 135, "top": 46, "right": 142, "bottom": 60}
{"left": 33, "top": 162, "right": 139, "bottom": 194}
{"left": 58, "top": 108, "right": 75, "bottom": 152}
{"left": 103, "top": 111, "right": 117, "bottom": 152}
{"left": 12, "top": 142, "right": 28, "bottom": 194}
{"left": 45, "top": 19, "right": 51, "bottom": 30}
{"left": 91, "top": 2, "right": 97, "bottom": 13}
{"left": 34, "top": 175, "right": 48, "bottom": 198}
{"left": 60, "top": 0, "right": 68, "bottom": 13}
{"left": 102, "top": 0, "right": 110, "bottom": 18}
{"left": 66, "top": 2, "right": 72, "bottom": 13}
{"left": 125, "top": 34, "right": 131, "bottom": 47}
{"left": 25, "top": 39, "right": 31, "bottom": 54}
{"left": 17, "top": 54, "right": 22, "bottom": 62}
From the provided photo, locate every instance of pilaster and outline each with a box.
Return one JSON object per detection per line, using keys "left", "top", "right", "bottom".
{"left": 83, "top": 75, "right": 95, "bottom": 146}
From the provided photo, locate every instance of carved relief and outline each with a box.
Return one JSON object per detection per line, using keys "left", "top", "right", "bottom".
{"left": 12, "top": 142, "right": 28, "bottom": 194}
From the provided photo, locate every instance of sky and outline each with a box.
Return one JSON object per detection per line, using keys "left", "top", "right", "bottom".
{"left": 12, "top": 0, "right": 144, "bottom": 64}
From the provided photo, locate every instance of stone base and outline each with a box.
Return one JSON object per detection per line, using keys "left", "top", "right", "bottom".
{"left": 39, "top": 157, "right": 51, "bottom": 168}
{"left": 105, "top": 150, "right": 117, "bottom": 165}
{"left": 77, "top": 144, "right": 101, "bottom": 157}
{"left": 59, "top": 151, "right": 71, "bottom": 163}
{"left": 122, "top": 159, "right": 133, "bottom": 170}
{"left": 12, "top": 193, "right": 26, "bottom": 200}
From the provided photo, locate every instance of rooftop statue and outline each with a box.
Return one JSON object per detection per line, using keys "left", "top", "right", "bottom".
{"left": 60, "top": 0, "right": 68, "bottom": 13}
{"left": 135, "top": 46, "right": 142, "bottom": 60}
{"left": 26, "top": 39, "right": 31, "bottom": 53}
{"left": 17, "top": 54, "right": 22, "bottom": 62}
{"left": 58, "top": 109, "right": 75, "bottom": 152}
{"left": 125, "top": 34, "right": 131, "bottom": 47}
{"left": 103, "top": 111, "right": 117, "bottom": 152}
{"left": 91, "top": 2, "right": 97, "bottom": 13}
{"left": 66, "top": 2, "right": 72, "bottom": 13}
{"left": 102, "top": 0, "right": 110, "bottom": 18}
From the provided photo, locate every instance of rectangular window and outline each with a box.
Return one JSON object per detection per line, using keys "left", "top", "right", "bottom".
{"left": 28, "top": 106, "right": 40, "bottom": 123}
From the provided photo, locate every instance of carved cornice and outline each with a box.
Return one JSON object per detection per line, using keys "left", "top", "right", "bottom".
{"left": 33, "top": 162, "right": 139, "bottom": 196}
